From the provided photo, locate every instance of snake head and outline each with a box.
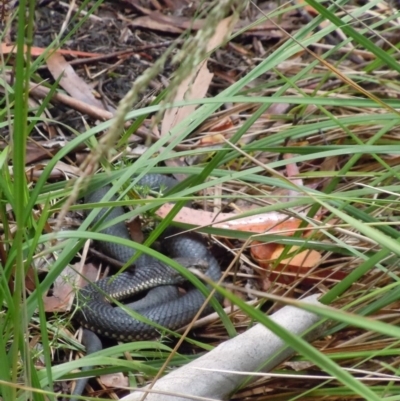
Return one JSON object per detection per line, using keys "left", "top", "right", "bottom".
{"left": 172, "top": 256, "right": 209, "bottom": 275}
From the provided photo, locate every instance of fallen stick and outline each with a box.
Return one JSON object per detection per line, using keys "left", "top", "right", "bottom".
{"left": 121, "top": 293, "right": 324, "bottom": 401}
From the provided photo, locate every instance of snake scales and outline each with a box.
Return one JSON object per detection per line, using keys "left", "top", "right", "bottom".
{"left": 74, "top": 174, "right": 222, "bottom": 341}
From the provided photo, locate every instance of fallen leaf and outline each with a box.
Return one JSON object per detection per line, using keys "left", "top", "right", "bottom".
{"left": 43, "top": 263, "right": 98, "bottom": 312}
{"left": 25, "top": 266, "right": 37, "bottom": 292}
{"left": 131, "top": 11, "right": 203, "bottom": 33}
{"left": 26, "top": 160, "right": 80, "bottom": 181}
{"left": 161, "top": 16, "right": 236, "bottom": 136}
{"left": 4, "top": 71, "right": 115, "bottom": 121}
{"left": 46, "top": 53, "right": 106, "bottom": 109}
{"left": 129, "top": 12, "right": 298, "bottom": 37}
{"left": 130, "top": 14, "right": 184, "bottom": 34}
{"left": 199, "top": 133, "right": 227, "bottom": 145}
{"left": 253, "top": 242, "right": 319, "bottom": 271}
{"left": 123, "top": 1, "right": 152, "bottom": 15}
{"left": 252, "top": 242, "right": 347, "bottom": 286}
{"left": 249, "top": 242, "right": 278, "bottom": 262}
{"left": 43, "top": 265, "right": 77, "bottom": 312}
{"left": 270, "top": 245, "right": 321, "bottom": 271}
{"left": 26, "top": 141, "right": 61, "bottom": 165}
{"left": 209, "top": 117, "right": 235, "bottom": 132}
{"left": 100, "top": 373, "right": 128, "bottom": 388}
{"left": 127, "top": 217, "right": 144, "bottom": 244}
{"left": 295, "top": 0, "right": 319, "bottom": 16}
{"left": 1, "top": 43, "right": 103, "bottom": 58}
{"left": 198, "top": 118, "right": 235, "bottom": 145}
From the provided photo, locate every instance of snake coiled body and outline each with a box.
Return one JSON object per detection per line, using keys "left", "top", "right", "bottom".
{"left": 75, "top": 174, "right": 222, "bottom": 341}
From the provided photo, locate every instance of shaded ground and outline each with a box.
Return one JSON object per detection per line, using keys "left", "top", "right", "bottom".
{"left": 22, "top": 0, "right": 303, "bottom": 129}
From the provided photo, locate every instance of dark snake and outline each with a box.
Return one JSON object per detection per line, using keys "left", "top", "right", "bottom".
{"left": 74, "top": 174, "right": 222, "bottom": 341}
{"left": 69, "top": 174, "right": 222, "bottom": 400}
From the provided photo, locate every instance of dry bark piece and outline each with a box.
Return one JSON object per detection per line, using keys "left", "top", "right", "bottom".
{"left": 156, "top": 202, "right": 305, "bottom": 234}
{"left": 251, "top": 242, "right": 347, "bottom": 287}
